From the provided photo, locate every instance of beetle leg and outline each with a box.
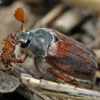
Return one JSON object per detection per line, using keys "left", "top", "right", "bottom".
{"left": 34, "top": 57, "right": 44, "bottom": 79}
{"left": 7, "top": 54, "right": 28, "bottom": 63}
{"left": 8, "top": 34, "right": 18, "bottom": 44}
{"left": 48, "top": 68, "right": 70, "bottom": 82}
{"left": 48, "top": 68, "right": 79, "bottom": 86}
{"left": 1, "top": 38, "right": 16, "bottom": 61}
{"left": 13, "top": 32, "right": 20, "bottom": 40}
{"left": 1, "top": 49, "right": 14, "bottom": 61}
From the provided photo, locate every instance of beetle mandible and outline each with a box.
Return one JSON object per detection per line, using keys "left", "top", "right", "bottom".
{"left": 1, "top": 8, "right": 98, "bottom": 87}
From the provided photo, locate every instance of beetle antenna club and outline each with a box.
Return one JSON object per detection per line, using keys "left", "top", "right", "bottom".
{"left": 14, "top": 8, "right": 24, "bottom": 31}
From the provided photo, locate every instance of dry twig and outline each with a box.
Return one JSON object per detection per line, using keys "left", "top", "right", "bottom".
{"left": 21, "top": 73, "right": 100, "bottom": 100}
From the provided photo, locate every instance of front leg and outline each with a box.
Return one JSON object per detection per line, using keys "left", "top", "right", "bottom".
{"left": 7, "top": 34, "right": 18, "bottom": 44}
{"left": 7, "top": 54, "right": 28, "bottom": 63}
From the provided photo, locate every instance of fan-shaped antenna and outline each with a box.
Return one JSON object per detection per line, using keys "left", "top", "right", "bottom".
{"left": 14, "top": 8, "right": 24, "bottom": 31}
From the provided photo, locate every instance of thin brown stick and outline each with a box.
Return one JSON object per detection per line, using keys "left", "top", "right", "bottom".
{"left": 34, "top": 3, "right": 67, "bottom": 28}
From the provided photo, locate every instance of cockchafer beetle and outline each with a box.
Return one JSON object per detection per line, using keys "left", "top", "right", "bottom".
{"left": 0, "top": 8, "right": 98, "bottom": 87}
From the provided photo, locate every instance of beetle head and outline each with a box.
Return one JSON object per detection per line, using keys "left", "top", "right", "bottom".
{"left": 16, "top": 30, "right": 32, "bottom": 48}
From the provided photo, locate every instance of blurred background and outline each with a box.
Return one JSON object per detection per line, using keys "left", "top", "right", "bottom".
{"left": 0, "top": 0, "right": 100, "bottom": 100}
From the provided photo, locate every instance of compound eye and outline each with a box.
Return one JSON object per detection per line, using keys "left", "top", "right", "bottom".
{"left": 19, "top": 40, "right": 30, "bottom": 48}
{"left": 27, "top": 40, "right": 30, "bottom": 44}
{"left": 19, "top": 41, "right": 27, "bottom": 48}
